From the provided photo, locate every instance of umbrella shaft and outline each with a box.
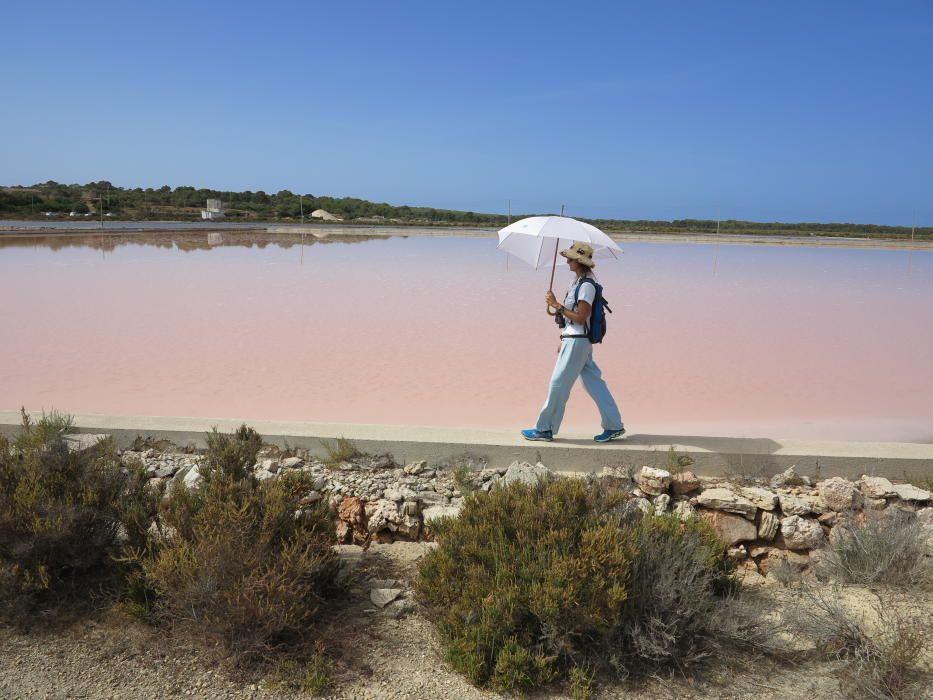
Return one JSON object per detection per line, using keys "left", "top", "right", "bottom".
{"left": 548, "top": 238, "right": 559, "bottom": 291}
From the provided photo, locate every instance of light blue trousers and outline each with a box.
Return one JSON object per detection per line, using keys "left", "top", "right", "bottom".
{"left": 535, "top": 338, "right": 623, "bottom": 435}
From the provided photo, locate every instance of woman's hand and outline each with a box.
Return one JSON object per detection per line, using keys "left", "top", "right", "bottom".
{"left": 545, "top": 290, "right": 560, "bottom": 309}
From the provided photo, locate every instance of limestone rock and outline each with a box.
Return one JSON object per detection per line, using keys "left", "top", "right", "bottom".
{"left": 370, "top": 588, "right": 403, "bottom": 608}
{"left": 365, "top": 500, "right": 400, "bottom": 533}
{"left": 502, "top": 461, "right": 553, "bottom": 488}
{"left": 300, "top": 491, "right": 322, "bottom": 505}
{"left": 417, "top": 490, "right": 449, "bottom": 506}
{"left": 281, "top": 456, "right": 303, "bottom": 469}
{"left": 728, "top": 545, "right": 748, "bottom": 560}
{"left": 631, "top": 497, "right": 652, "bottom": 515}
{"left": 758, "top": 510, "right": 779, "bottom": 541}
{"left": 260, "top": 458, "right": 277, "bottom": 473}
{"left": 337, "top": 496, "right": 367, "bottom": 529}
{"left": 423, "top": 503, "right": 463, "bottom": 525}
{"left": 859, "top": 476, "right": 897, "bottom": 499}
{"left": 770, "top": 465, "right": 809, "bottom": 488}
{"left": 395, "top": 514, "right": 421, "bottom": 539}
{"left": 891, "top": 483, "right": 932, "bottom": 502}
{"left": 672, "top": 500, "right": 695, "bottom": 521}
{"left": 635, "top": 467, "right": 672, "bottom": 496}
{"left": 335, "top": 521, "right": 352, "bottom": 543}
{"left": 62, "top": 433, "right": 110, "bottom": 454}
{"left": 696, "top": 487, "right": 758, "bottom": 519}
{"left": 780, "top": 515, "right": 825, "bottom": 550}
{"left": 404, "top": 460, "right": 426, "bottom": 475}
{"left": 740, "top": 486, "right": 778, "bottom": 510}
{"left": 736, "top": 560, "right": 767, "bottom": 587}
{"left": 183, "top": 466, "right": 204, "bottom": 489}
{"left": 383, "top": 488, "right": 403, "bottom": 502}
{"left": 778, "top": 493, "right": 823, "bottom": 517}
{"left": 817, "top": 477, "right": 861, "bottom": 511}
{"left": 917, "top": 507, "right": 933, "bottom": 528}
{"left": 700, "top": 510, "right": 757, "bottom": 545}
{"left": 652, "top": 493, "right": 671, "bottom": 513}
{"left": 671, "top": 471, "right": 701, "bottom": 496}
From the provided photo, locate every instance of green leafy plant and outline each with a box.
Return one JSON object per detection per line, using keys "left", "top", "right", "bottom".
{"left": 321, "top": 436, "right": 358, "bottom": 467}
{"left": 0, "top": 410, "right": 156, "bottom": 622}
{"left": 139, "top": 425, "right": 341, "bottom": 665}
{"left": 415, "top": 478, "right": 738, "bottom": 692}
{"left": 666, "top": 445, "right": 694, "bottom": 474}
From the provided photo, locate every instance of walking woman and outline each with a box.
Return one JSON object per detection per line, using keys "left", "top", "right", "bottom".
{"left": 521, "top": 242, "right": 626, "bottom": 442}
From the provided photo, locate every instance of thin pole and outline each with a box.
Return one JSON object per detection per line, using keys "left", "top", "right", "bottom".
{"left": 300, "top": 195, "right": 304, "bottom": 226}
{"left": 99, "top": 193, "right": 104, "bottom": 229}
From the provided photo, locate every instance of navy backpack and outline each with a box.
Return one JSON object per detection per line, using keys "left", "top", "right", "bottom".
{"left": 569, "top": 276, "right": 612, "bottom": 343}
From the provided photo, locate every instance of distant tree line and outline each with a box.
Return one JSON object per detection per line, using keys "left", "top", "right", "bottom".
{"left": 1, "top": 181, "right": 929, "bottom": 239}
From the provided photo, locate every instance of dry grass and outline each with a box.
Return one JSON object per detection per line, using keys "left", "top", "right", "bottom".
{"left": 782, "top": 584, "right": 931, "bottom": 699}
{"left": 817, "top": 509, "right": 932, "bottom": 588}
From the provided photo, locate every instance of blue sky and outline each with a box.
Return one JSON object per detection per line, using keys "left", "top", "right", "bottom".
{"left": 2, "top": 1, "right": 931, "bottom": 225}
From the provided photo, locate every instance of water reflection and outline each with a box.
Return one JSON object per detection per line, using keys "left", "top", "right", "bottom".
{"left": 0, "top": 231, "right": 386, "bottom": 253}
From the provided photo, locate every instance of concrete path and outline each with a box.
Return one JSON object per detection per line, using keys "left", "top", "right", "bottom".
{"left": 1, "top": 411, "right": 931, "bottom": 480}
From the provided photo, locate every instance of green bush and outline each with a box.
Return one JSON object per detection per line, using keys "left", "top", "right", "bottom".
{"left": 0, "top": 411, "right": 156, "bottom": 621}
{"left": 415, "top": 479, "right": 737, "bottom": 692}
{"left": 140, "top": 426, "right": 341, "bottom": 665}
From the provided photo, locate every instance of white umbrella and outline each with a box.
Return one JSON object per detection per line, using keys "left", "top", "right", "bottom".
{"left": 497, "top": 215, "right": 623, "bottom": 312}
{"left": 497, "top": 215, "right": 622, "bottom": 270}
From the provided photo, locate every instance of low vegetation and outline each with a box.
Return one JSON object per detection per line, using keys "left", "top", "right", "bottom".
{"left": 782, "top": 585, "right": 930, "bottom": 700}
{"left": 415, "top": 478, "right": 752, "bottom": 693}
{"left": 321, "top": 436, "right": 358, "bottom": 467}
{"left": 136, "top": 425, "right": 342, "bottom": 665}
{"left": 816, "top": 509, "right": 931, "bottom": 588}
{"left": 0, "top": 410, "right": 156, "bottom": 624}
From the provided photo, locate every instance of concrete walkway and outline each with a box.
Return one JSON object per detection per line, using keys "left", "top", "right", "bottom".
{"left": 2, "top": 411, "right": 931, "bottom": 480}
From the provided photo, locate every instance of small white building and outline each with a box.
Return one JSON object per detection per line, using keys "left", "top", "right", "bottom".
{"left": 201, "top": 198, "right": 224, "bottom": 220}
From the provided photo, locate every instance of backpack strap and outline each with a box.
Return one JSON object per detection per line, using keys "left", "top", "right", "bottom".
{"left": 570, "top": 276, "right": 597, "bottom": 310}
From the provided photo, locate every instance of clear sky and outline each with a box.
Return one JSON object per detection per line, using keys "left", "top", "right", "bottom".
{"left": 2, "top": 1, "right": 931, "bottom": 225}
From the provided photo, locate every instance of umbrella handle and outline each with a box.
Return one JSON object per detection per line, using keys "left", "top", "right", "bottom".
{"left": 545, "top": 238, "right": 560, "bottom": 316}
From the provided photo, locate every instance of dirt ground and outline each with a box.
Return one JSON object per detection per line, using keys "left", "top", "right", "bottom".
{"left": 0, "top": 542, "right": 926, "bottom": 700}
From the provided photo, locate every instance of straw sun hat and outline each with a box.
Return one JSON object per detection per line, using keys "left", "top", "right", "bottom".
{"left": 560, "top": 241, "right": 595, "bottom": 268}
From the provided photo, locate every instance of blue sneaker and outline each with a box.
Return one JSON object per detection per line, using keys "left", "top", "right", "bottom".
{"left": 521, "top": 428, "right": 553, "bottom": 442}
{"left": 594, "top": 428, "right": 626, "bottom": 443}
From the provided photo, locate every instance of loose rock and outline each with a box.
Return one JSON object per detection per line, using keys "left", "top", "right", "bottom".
{"left": 859, "top": 476, "right": 897, "bottom": 499}
{"left": 780, "top": 515, "right": 825, "bottom": 550}
{"left": 635, "top": 466, "right": 671, "bottom": 496}
{"left": 670, "top": 471, "right": 701, "bottom": 496}
{"left": 696, "top": 487, "right": 758, "bottom": 519}
{"left": 700, "top": 510, "right": 757, "bottom": 544}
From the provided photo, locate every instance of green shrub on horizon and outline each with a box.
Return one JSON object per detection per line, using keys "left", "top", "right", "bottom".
{"left": 415, "top": 479, "right": 738, "bottom": 692}
{"left": 0, "top": 410, "right": 156, "bottom": 622}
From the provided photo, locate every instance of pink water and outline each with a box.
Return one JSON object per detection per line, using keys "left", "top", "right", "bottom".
{"left": 1, "top": 232, "right": 931, "bottom": 442}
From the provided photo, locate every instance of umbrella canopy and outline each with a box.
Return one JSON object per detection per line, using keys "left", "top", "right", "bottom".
{"left": 496, "top": 215, "right": 622, "bottom": 270}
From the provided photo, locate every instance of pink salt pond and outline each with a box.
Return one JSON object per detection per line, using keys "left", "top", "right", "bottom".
{"left": 1, "top": 230, "right": 931, "bottom": 443}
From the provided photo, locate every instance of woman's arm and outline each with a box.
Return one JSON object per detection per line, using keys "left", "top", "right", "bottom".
{"left": 545, "top": 291, "right": 591, "bottom": 324}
